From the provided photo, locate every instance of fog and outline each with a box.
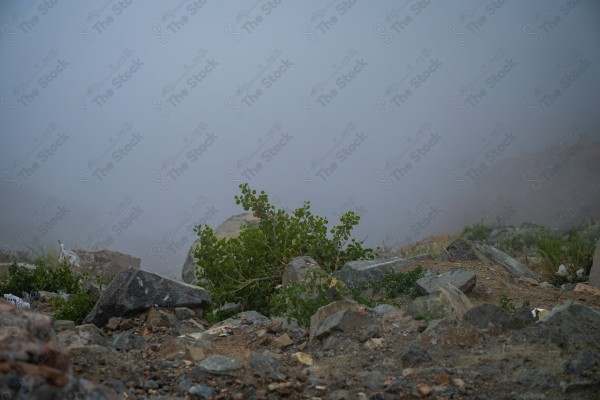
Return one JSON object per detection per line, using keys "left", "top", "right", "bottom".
{"left": 2, "top": 1, "right": 599, "bottom": 277}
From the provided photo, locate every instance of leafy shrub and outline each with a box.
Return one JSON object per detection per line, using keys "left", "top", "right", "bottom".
{"left": 52, "top": 289, "right": 100, "bottom": 324}
{"left": 193, "top": 183, "right": 374, "bottom": 315}
{"left": 0, "top": 262, "right": 79, "bottom": 295}
{"left": 499, "top": 294, "right": 515, "bottom": 312}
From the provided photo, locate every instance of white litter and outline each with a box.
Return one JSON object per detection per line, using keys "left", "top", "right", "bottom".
{"left": 58, "top": 240, "right": 80, "bottom": 267}
{"left": 3, "top": 293, "right": 31, "bottom": 309}
{"left": 576, "top": 268, "right": 585, "bottom": 278}
{"left": 556, "top": 264, "right": 568, "bottom": 276}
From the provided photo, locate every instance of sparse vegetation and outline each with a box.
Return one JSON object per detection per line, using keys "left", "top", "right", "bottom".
{"left": 0, "top": 259, "right": 109, "bottom": 323}
{"left": 536, "top": 231, "right": 595, "bottom": 285}
{"left": 499, "top": 293, "right": 515, "bottom": 312}
{"left": 193, "top": 183, "right": 374, "bottom": 316}
{"left": 461, "top": 223, "right": 496, "bottom": 241}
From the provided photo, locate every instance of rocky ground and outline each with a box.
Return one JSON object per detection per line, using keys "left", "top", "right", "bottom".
{"left": 3, "top": 254, "right": 600, "bottom": 400}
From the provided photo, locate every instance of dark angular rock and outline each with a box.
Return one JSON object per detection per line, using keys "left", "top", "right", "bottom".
{"left": 464, "top": 304, "right": 530, "bottom": 332}
{"left": 84, "top": 267, "right": 211, "bottom": 327}
{"left": 248, "top": 352, "right": 282, "bottom": 379}
{"left": 401, "top": 346, "right": 432, "bottom": 367}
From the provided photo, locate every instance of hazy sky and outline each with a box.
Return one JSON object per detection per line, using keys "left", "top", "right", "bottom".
{"left": 2, "top": 1, "right": 599, "bottom": 277}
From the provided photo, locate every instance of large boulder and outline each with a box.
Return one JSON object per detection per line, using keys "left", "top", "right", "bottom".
{"left": 445, "top": 239, "right": 542, "bottom": 280}
{"left": 181, "top": 212, "right": 260, "bottom": 283}
{"left": 406, "top": 282, "right": 473, "bottom": 320}
{"left": 0, "top": 299, "right": 120, "bottom": 399}
{"left": 84, "top": 267, "right": 211, "bottom": 327}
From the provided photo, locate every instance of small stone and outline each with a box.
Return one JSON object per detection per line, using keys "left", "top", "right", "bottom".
{"left": 106, "top": 317, "right": 121, "bottom": 330}
{"left": 267, "top": 319, "right": 284, "bottom": 333}
{"left": 175, "top": 307, "right": 196, "bottom": 320}
{"left": 119, "top": 318, "right": 135, "bottom": 330}
{"left": 417, "top": 383, "right": 432, "bottom": 396}
{"left": 573, "top": 283, "right": 600, "bottom": 296}
{"left": 518, "top": 277, "right": 539, "bottom": 286}
{"left": 271, "top": 333, "right": 294, "bottom": 348}
{"left": 189, "top": 385, "right": 215, "bottom": 399}
{"left": 540, "top": 282, "right": 554, "bottom": 289}
{"left": 291, "top": 352, "right": 313, "bottom": 366}
{"left": 452, "top": 378, "right": 466, "bottom": 391}
{"left": 364, "top": 338, "right": 383, "bottom": 350}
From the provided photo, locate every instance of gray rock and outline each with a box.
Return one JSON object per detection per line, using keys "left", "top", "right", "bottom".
{"left": 248, "top": 351, "right": 282, "bottom": 379}
{"left": 309, "top": 300, "right": 365, "bottom": 340}
{"left": 147, "top": 308, "right": 178, "bottom": 328}
{"left": 401, "top": 346, "right": 432, "bottom": 367}
{"left": 416, "top": 268, "right": 476, "bottom": 294}
{"left": 182, "top": 212, "right": 260, "bottom": 283}
{"left": 112, "top": 331, "right": 148, "bottom": 350}
{"left": 197, "top": 354, "right": 244, "bottom": 373}
{"left": 463, "top": 304, "right": 532, "bottom": 332}
{"left": 315, "top": 310, "right": 370, "bottom": 340}
{"left": 372, "top": 304, "right": 399, "bottom": 315}
{"left": 175, "top": 307, "right": 196, "bottom": 320}
{"left": 282, "top": 256, "right": 323, "bottom": 285}
{"left": 84, "top": 267, "right": 211, "bottom": 327}
{"left": 335, "top": 254, "right": 433, "bottom": 288}
{"left": 212, "top": 302, "right": 241, "bottom": 318}
{"left": 589, "top": 239, "right": 600, "bottom": 288}
{"left": 189, "top": 385, "right": 215, "bottom": 399}
{"left": 53, "top": 319, "right": 75, "bottom": 332}
{"left": 446, "top": 239, "right": 543, "bottom": 280}
{"left": 406, "top": 282, "right": 473, "bottom": 320}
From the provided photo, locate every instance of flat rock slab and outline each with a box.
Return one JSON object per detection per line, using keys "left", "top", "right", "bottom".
{"left": 335, "top": 254, "right": 434, "bottom": 288}
{"left": 416, "top": 268, "right": 476, "bottom": 295}
{"left": 446, "top": 239, "right": 542, "bottom": 280}
{"left": 84, "top": 267, "right": 211, "bottom": 327}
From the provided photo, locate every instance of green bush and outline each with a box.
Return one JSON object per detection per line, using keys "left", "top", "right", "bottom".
{"left": 193, "top": 183, "right": 374, "bottom": 315}
{"left": 0, "top": 260, "right": 108, "bottom": 322}
{"left": 0, "top": 262, "right": 79, "bottom": 295}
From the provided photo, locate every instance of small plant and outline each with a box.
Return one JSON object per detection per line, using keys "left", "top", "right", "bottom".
{"left": 499, "top": 294, "right": 515, "bottom": 312}
{"left": 371, "top": 267, "right": 423, "bottom": 298}
{"left": 193, "top": 183, "right": 374, "bottom": 316}
{"left": 52, "top": 289, "right": 99, "bottom": 324}
{"left": 461, "top": 223, "right": 495, "bottom": 241}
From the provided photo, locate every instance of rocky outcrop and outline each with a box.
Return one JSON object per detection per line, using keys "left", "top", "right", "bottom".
{"left": 0, "top": 299, "right": 119, "bottom": 399}
{"left": 181, "top": 212, "right": 260, "bottom": 283}
{"left": 446, "top": 239, "right": 543, "bottom": 280}
{"left": 84, "top": 267, "right": 211, "bottom": 327}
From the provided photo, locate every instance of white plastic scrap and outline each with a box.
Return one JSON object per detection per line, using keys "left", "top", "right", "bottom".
{"left": 3, "top": 294, "right": 31, "bottom": 309}
{"left": 58, "top": 240, "right": 80, "bottom": 268}
{"left": 556, "top": 264, "right": 568, "bottom": 276}
{"left": 576, "top": 268, "right": 585, "bottom": 278}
